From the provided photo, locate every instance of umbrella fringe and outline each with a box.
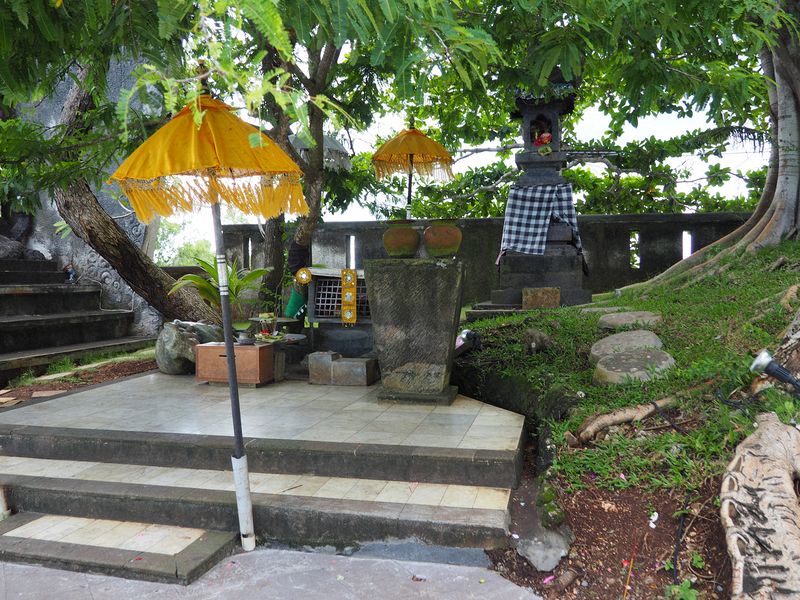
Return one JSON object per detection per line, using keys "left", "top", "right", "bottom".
{"left": 120, "top": 175, "right": 307, "bottom": 223}
{"left": 373, "top": 159, "right": 453, "bottom": 181}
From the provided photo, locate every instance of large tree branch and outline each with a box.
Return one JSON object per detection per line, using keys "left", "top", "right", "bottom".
{"left": 315, "top": 42, "right": 341, "bottom": 89}
{"left": 56, "top": 67, "right": 217, "bottom": 323}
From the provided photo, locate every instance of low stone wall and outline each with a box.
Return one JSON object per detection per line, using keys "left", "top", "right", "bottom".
{"left": 221, "top": 212, "right": 749, "bottom": 301}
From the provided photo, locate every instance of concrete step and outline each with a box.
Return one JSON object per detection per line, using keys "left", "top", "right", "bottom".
{"left": 0, "top": 424, "right": 523, "bottom": 489}
{"left": 0, "top": 259, "right": 59, "bottom": 272}
{"left": 0, "top": 271, "right": 64, "bottom": 285}
{"left": 0, "top": 284, "right": 102, "bottom": 316}
{"left": 0, "top": 310, "right": 133, "bottom": 353}
{"left": 0, "top": 456, "right": 510, "bottom": 549}
{"left": 0, "top": 511, "right": 236, "bottom": 584}
{"left": 0, "top": 336, "right": 156, "bottom": 385}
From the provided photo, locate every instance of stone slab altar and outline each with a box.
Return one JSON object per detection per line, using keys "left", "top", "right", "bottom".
{"left": 365, "top": 258, "right": 463, "bottom": 405}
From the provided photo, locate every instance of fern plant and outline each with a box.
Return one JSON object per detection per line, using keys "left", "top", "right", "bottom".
{"left": 168, "top": 257, "right": 270, "bottom": 329}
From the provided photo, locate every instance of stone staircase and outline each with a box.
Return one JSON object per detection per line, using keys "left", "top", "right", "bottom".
{"left": 0, "top": 259, "right": 156, "bottom": 385}
{"left": 0, "top": 376, "right": 524, "bottom": 583}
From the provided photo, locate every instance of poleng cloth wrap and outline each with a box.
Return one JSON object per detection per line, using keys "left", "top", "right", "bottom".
{"left": 500, "top": 184, "right": 582, "bottom": 256}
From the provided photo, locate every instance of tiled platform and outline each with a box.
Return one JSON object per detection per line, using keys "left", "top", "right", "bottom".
{"left": 0, "top": 372, "right": 525, "bottom": 568}
{"left": 0, "top": 373, "right": 522, "bottom": 451}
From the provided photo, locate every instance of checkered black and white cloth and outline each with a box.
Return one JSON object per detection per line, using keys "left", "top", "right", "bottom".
{"left": 500, "top": 184, "right": 582, "bottom": 256}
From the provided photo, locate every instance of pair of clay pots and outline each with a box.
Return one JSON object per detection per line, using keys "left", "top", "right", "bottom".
{"left": 382, "top": 219, "right": 462, "bottom": 258}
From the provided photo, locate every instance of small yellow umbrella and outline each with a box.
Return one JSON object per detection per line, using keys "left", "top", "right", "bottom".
{"left": 372, "top": 127, "right": 453, "bottom": 219}
{"left": 109, "top": 94, "right": 307, "bottom": 553}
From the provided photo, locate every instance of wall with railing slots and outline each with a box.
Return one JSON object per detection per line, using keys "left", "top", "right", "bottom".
{"left": 221, "top": 212, "right": 749, "bottom": 302}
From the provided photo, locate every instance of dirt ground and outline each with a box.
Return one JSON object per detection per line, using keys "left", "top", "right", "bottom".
{"left": 2, "top": 360, "right": 157, "bottom": 402}
{"left": 487, "top": 446, "right": 730, "bottom": 599}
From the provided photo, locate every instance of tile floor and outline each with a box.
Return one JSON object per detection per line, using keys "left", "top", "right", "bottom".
{"left": 0, "top": 373, "right": 524, "bottom": 451}
{"left": 4, "top": 515, "right": 204, "bottom": 555}
{"left": 0, "top": 456, "right": 511, "bottom": 511}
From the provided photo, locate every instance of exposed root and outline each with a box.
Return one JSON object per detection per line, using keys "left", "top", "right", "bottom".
{"left": 779, "top": 284, "right": 799, "bottom": 312}
{"left": 720, "top": 412, "right": 800, "bottom": 599}
{"left": 768, "top": 255, "right": 789, "bottom": 271}
{"left": 575, "top": 397, "right": 676, "bottom": 443}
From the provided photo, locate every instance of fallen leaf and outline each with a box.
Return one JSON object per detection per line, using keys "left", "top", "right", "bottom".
{"left": 411, "top": 575, "right": 426, "bottom": 582}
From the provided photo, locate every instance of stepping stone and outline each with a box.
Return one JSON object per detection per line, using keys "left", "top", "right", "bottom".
{"left": 589, "top": 330, "right": 663, "bottom": 365}
{"left": 593, "top": 348, "right": 675, "bottom": 385}
{"left": 580, "top": 306, "right": 630, "bottom": 314}
{"left": 598, "top": 310, "right": 661, "bottom": 331}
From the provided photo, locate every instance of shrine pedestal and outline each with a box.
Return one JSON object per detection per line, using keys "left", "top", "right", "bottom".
{"left": 473, "top": 223, "right": 591, "bottom": 315}
{"left": 364, "top": 259, "right": 463, "bottom": 405}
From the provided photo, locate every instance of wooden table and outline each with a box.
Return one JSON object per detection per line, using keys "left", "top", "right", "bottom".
{"left": 195, "top": 342, "right": 274, "bottom": 386}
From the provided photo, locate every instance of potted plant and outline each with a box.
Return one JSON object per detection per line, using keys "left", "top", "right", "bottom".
{"left": 169, "top": 257, "right": 271, "bottom": 342}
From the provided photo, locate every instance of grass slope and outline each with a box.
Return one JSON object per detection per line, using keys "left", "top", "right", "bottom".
{"left": 468, "top": 241, "right": 800, "bottom": 494}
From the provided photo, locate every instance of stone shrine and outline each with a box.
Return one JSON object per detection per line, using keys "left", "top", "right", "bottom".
{"left": 473, "top": 87, "right": 592, "bottom": 312}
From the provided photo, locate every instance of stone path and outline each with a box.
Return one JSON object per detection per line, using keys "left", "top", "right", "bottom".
{"left": 589, "top": 330, "right": 663, "bottom": 365}
{"left": 586, "top": 309, "right": 676, "bottom": 385}
{"left": 598, "top": 310, "right": 661, "bottom": 331}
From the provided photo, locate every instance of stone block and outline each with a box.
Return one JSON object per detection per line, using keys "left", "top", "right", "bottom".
{"left": 365, "top": 258, "right": 463, "bottom": 401}
{"left": 307, "top": 351, "right": 341, "bottom": 385}
{"left": 331, "top": 357, "right": 379, "bottom": 386}
{"left": 522, "top": 287, "right": 560, "bottom": 309}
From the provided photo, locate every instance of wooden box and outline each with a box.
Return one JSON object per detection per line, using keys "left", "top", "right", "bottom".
{"left": 195, "top": 343, "right": 274, "bottom": 386}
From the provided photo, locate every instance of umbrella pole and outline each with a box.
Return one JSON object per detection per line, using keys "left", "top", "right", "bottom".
{"left": 211, "top": 200, "right": 256, "bottom": 552}
{"left": 406, "top": 154, "right": 414, "bottom": 219}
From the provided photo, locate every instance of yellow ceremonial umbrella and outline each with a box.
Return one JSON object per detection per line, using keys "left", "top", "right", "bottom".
{"left": 372, "top": 127, "right": 454, "bottom": 219}
{"left": 109, "top": 94, "right": 307, "bottom": 553}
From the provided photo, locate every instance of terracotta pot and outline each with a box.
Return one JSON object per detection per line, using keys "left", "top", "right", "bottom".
{"left": 382, "top": 220, "right": 420, "bottom": 258}
{"left": 423, "top": 220, "right": 462, "bottom": 257}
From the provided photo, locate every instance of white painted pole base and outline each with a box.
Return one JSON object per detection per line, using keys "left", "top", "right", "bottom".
{"left": 231, "top": 455, "right": 256, "bottom": 551}
{"left": 0, "top": 488, "right": 10, "bottom": 521}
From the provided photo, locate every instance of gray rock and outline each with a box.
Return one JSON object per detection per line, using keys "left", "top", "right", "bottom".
{"left": 589, "top": 329, "right": 663, "bottom": 364}
{"left": 524, "top": 328, "right": 552, "bottom": 354}
{"left": 22, "top": 248, "right": 46, "bottom": 260}
{"left": 516, "top": 525, "right": 574, "bottom": 572}
{"left": 0, "top": 234, "right": 24, "bottom": 259}
{"left": 593, "top": 348, "right": 675, "bottom": 385}
{"left": 598, "top": 310, "right": 661, "bottom": 331}
{"left": 156, "top": 320, "right": 223, "bottom": 375}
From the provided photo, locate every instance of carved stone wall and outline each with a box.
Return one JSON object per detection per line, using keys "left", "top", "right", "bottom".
{"left": 23, "top": 60, "right": 161, "bottom": 335}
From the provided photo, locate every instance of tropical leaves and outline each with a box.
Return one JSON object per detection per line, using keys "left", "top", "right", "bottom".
{"left": 168, "top": 258, "right": 271, "bottom": 324}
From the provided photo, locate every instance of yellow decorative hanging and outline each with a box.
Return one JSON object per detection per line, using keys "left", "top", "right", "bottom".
{"left": 295, "top": 267, "right": 313, "bottom": 285}
{"left": 108, "top": 95, "right": 307, "bottom": 223}
{"left": 341, "top": 268, "right": 357, "bottom": 325}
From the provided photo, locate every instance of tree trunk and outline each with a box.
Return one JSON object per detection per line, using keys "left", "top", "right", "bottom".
{"left": 720, "top": 412, "right": 800, "bottom": 599}
{"left": 627, "top": 21, "right": 800, "bottom": 293}
{"left": 56, "top": 68, "right": 218, "bottom": 324}
{"left": 258, "top": 214, "right": 286, "bottom": 310}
